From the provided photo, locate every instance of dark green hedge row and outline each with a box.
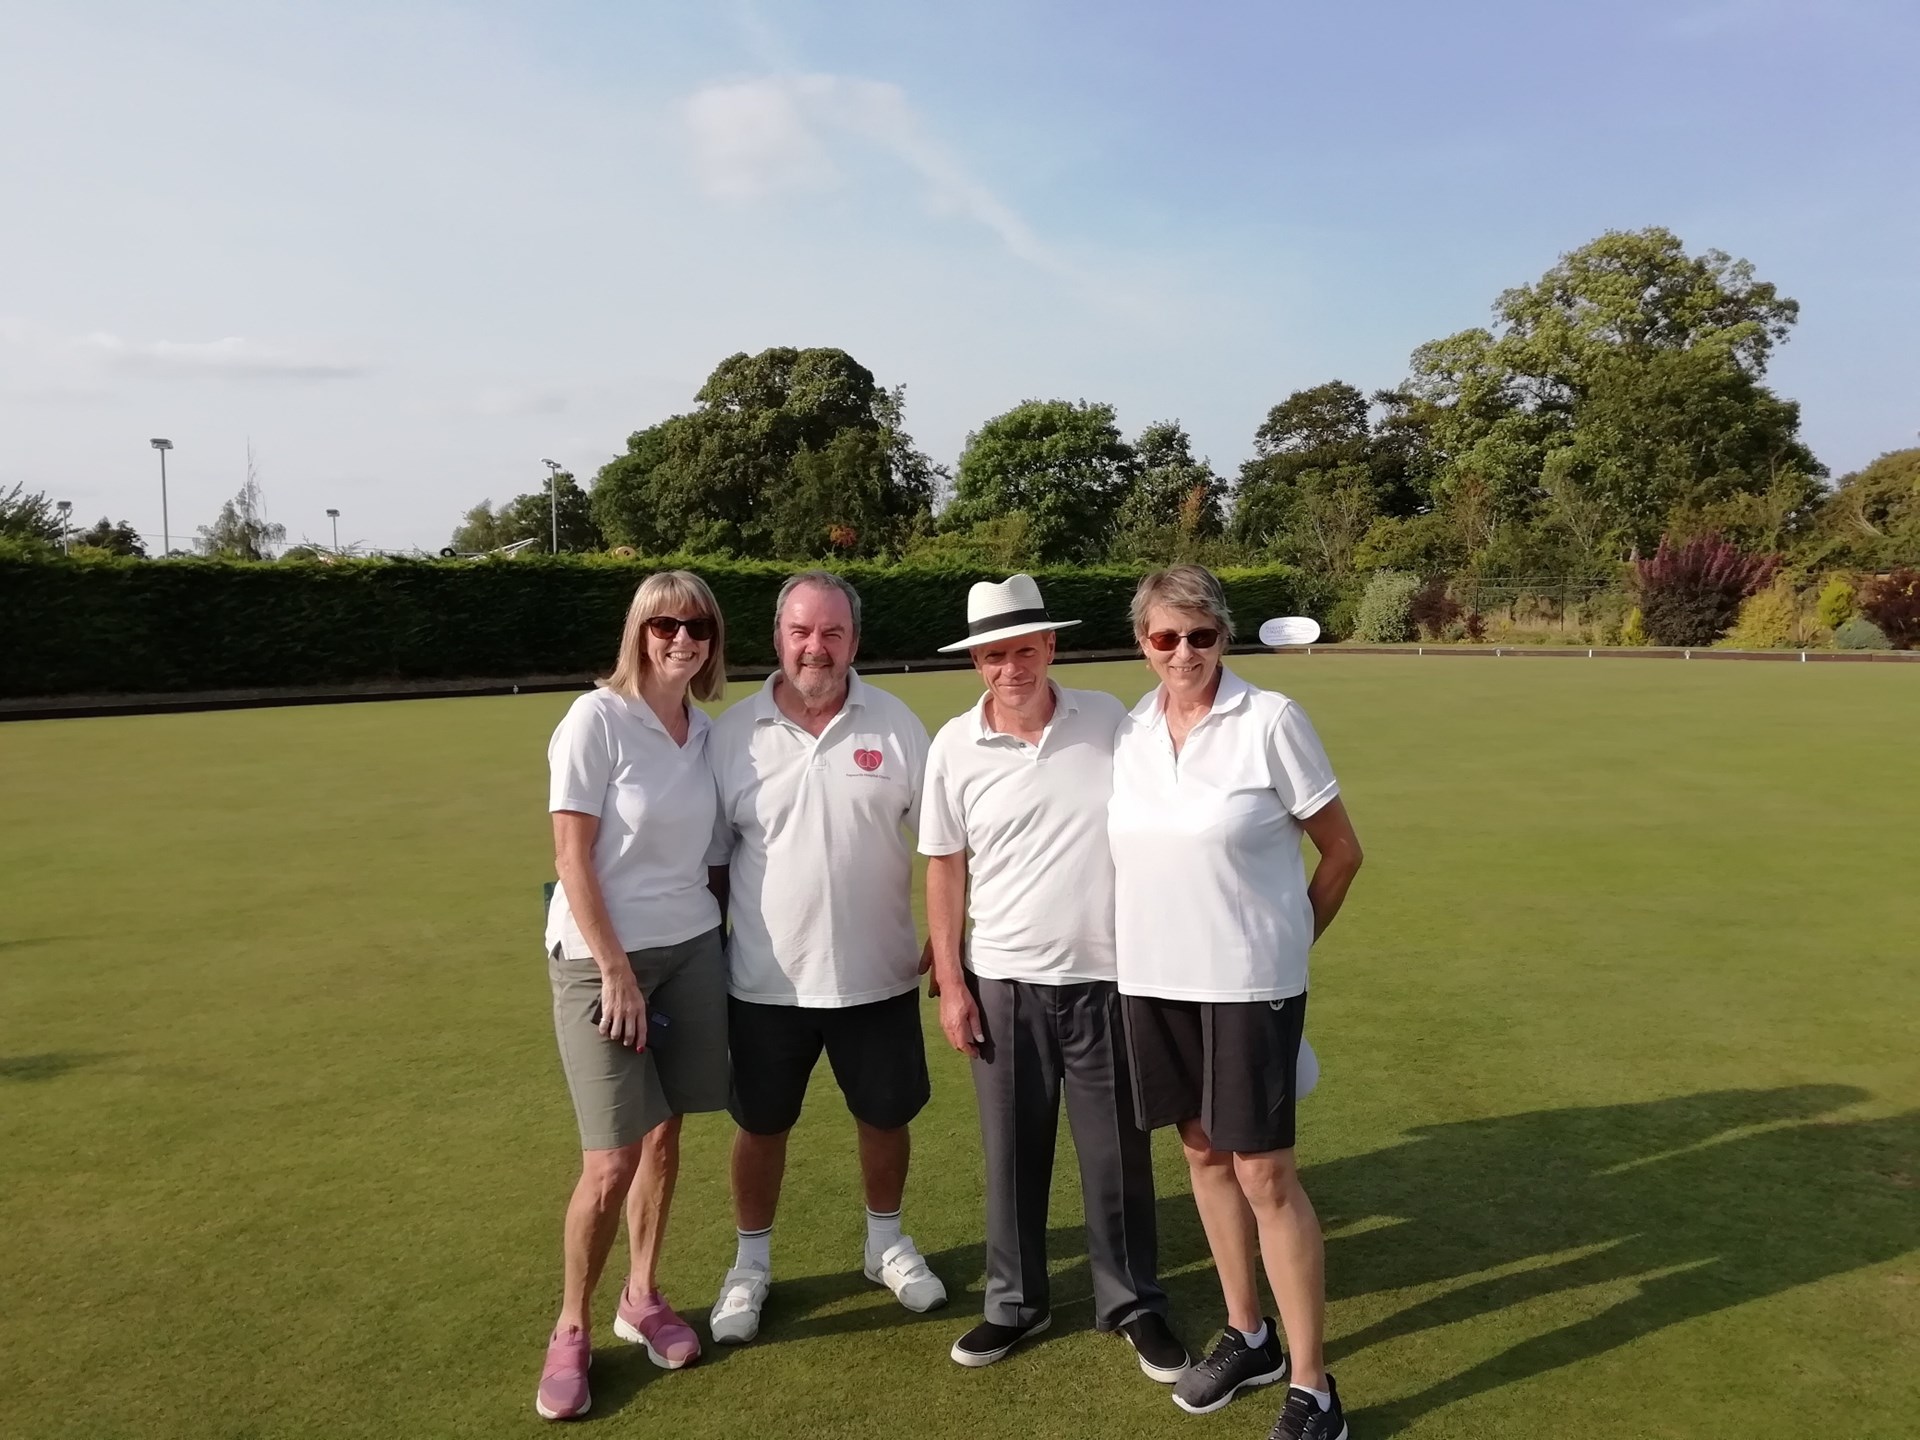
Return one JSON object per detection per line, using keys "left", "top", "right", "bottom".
{"left": 0, "top": 556, "right": 1325, "bottom": 698}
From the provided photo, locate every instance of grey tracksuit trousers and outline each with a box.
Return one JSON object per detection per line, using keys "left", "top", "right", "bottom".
{"left": 968, "top": 971, "right": 1166, "bottom": 1330}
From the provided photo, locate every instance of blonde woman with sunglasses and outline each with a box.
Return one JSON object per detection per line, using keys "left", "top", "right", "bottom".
{"left": 535, "top": 572, "right": 731, "bottom": 1421}
{"left": 1107, "top": 565, "right": 1364, "bottom": 1440}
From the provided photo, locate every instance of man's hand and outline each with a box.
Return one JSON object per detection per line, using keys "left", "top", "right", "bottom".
{"left": 597, "top": 964, "right": 648, "bottom": 1050}
{"left": 938, "top": 982, "right": 985, "bottom": 1058}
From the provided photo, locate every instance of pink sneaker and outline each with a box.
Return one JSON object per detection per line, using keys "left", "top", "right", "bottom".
{"left": 614, "top": 1286, "right": 702, "bottom": 1369}
{"left": 535, "top": 1325, "right": 591, "bottom": 1420}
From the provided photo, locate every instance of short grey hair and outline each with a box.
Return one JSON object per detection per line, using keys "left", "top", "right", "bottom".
{"left": 775, "top": 568, "right": 863, "bottom": 637}
{"left": 1130, "top": 564, "right": 1234, "bottom": 640}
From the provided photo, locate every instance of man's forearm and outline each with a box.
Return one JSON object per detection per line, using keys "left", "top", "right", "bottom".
{"left": 925, "top": 853, "right": 968, "bottom": 984}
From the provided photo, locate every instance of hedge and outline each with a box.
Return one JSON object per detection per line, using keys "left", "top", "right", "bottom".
{"left": 0, "top": 556, "right": 1324, "bottom": 698}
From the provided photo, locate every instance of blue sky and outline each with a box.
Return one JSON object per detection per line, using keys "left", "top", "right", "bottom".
{"left": 2, "top": 0, "right": 1915, "bottom": 553}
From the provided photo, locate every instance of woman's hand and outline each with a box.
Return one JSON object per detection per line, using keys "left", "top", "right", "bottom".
{"left": 597, "top": 962, "right": 649, "bottom": 1050}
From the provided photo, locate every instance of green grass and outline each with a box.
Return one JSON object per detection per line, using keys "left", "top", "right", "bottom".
{"left": 2, "top": 656, "right": 1917, "bottom": 1440}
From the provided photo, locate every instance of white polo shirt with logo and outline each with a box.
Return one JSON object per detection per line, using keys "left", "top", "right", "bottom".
{"left": 1108, "top": 667, "right": 1339, "bottom": 1003}
{"left": 545, "top": 687, "right": 722, "bottom": 959}
{"left": 919, "top": 683, "right": 1126, "bottom": 985}
{"left": 707, "top": 671, "right": 930, "bottom": 1008}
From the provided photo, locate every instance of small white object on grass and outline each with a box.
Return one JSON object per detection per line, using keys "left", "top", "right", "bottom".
{"left": 1258, "top": 616, "right": 1321, "bottom": 648}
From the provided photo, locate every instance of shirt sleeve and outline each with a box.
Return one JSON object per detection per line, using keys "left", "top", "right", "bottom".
{"left": 1267, "top": 700, "right": 1340, "bottom": 819}
{"left": 916, "top": 731, "right": 966, "bottom": 857}
{"left": 547, "top": 697, "right": 611, "bottom": 815}
{"left": 900, "top": 708, "right": 933, "bottom": 838}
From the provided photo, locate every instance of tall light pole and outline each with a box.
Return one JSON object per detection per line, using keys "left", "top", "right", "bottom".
{"left": 325, "top": 507, "right": 341, "bottom": 553}
{"left": 150, "top": 438, "right": 173, "bottom": 555}
{"left": 56, "top": 499, "right": 72, "bottom": 555}
{"left": 541, "top": 459, "right": 562, "bottom": 553}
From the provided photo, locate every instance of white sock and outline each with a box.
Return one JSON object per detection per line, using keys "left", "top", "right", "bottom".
{"left": 865, "top": 1206, "right": 903, "bottom": 1255}
{"left": 734, "top": 1226, "right": 771, "bottom": 1272}
{"left": 1294, "top": 1384, "right": 1331, "bottom": 1412}
{"left": 1237, "top": 1320, "right": 1269, "bottom": 1348}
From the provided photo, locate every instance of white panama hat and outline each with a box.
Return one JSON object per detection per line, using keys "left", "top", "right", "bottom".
{"left": 937, "top": 573, "right": 1083, "bottom": 653}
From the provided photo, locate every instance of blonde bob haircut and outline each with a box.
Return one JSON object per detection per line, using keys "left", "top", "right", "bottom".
{"left": 603, "top": 570, "right": 729, "bottom": 704}
{"left": 1130, "top": 563, "right": 1235, "bottom": 643}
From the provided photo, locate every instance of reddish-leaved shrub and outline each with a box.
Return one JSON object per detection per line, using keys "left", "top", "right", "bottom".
{"left": 1632, "top": 532, "right": 1780, "bottom": 647}
{"left": 1859, "top": 568, "right": 1920, "bottom": 649}
{"left": 1409, "top": 578, "right": 1463, "bottom": 639}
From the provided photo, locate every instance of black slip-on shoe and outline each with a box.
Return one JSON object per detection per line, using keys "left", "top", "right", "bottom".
{"left": 1119, "top": 1312, "right": 1191, "bottom": 1383}
{"left": 950, "top": 1314, "right": 1051, "bottom": 1368}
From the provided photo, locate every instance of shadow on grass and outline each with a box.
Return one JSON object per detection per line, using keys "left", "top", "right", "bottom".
{"left": 0, "top": 1051, "right": 115, "bottom": 1082}
{"left": 585, "top": 1087, "right": 1920, "bottom": 1424}
{"left": 1297, "top": 1085, "right": 1920, "bottom": 1434}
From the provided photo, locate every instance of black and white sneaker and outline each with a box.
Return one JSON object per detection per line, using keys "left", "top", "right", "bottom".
{"left": 1119, "top": 1311, "right": 1191, "bottom": 1382}
{"left": 949, "top": 1314, "right": 1050, "bottom": 1368}
{"left": 1171, "top": 1320, "right": 1289, "bottom": 1414}
{"left": 1267, "top": 1375, "right": 1348, "bottom": 1440}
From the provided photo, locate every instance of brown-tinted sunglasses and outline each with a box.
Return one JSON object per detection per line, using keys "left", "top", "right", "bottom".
{"left": 644, "top": 615, "right": 716, "bottom": 642}
{"left": 1145, "top": 627, "right": 1222, "bottom": 652}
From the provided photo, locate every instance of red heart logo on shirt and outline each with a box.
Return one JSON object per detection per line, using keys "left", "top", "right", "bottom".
{"left": 853, "top": 748, "right": 883, "bottom": 772}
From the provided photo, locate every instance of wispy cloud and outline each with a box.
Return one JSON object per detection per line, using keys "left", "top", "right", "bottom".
{"left": 75, "top": 333, "right": 370, "bottom": 381}
{"left": 682, "top": 72, "right": 1067, "bottom": 278}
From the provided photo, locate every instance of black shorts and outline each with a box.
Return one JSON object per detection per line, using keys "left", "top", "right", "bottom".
{"left": 727, "top": 989, "right": 931, "bottom": 1135}
{"left": 1121, "top": 993, "right": 1306, "bottom": 1154}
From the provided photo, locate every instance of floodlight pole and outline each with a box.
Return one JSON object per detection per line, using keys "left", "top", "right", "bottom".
{"left": 326, "top": 507, "right": 341, "bottom": 552}
{"left": 150, "top": 438, "right": 174, "bottom": 554}
{"left": 56, "top": 499, "right": 72, "bottom": 555}
{"left": 542, "top": 458, "right": 562, "bottom": 553}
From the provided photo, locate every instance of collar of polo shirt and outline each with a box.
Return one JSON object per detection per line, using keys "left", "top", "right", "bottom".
{"left": 971, "top": 679, "right": 1078, "bottom": 743}
{"left": 1137, "top": 665, "right": 1253, "bottom": 730}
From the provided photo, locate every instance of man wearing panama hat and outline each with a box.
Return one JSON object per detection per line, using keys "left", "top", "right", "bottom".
{"left": 919, "top": 574, "right": 1191, "bottom": 1380}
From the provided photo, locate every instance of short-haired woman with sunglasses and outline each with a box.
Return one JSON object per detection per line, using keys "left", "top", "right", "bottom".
{"left": 535, "top": 571, "right": 732, "bottom": 1421}
{"left": 1107, "top": 564, "right": 1364, "bottom": 1440}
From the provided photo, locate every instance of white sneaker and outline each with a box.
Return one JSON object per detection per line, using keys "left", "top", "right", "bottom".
{"left": 709, "top": 1263, "right": 770, "bottom": 1345}
{"left": 864, "top": 1236, "right": 948, "bottom": 1313}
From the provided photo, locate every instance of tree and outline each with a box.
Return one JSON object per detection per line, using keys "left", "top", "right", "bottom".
{"left": 1231, "top": 381, "right": 1425, "bottom": 574}
{"left": 1404, "top": 228, "right": 1823, "bottom": 569}
{"left": 0, "top": 483, "right": 61, "bottom": 543}
{"left": 589, "top": 348, "right": 935, "bottom": 558}
{"left": 75, "top": 517, "right": 147, "bottom": 557}
{"left": 1112, "top": 421, "right": 1227, "bottom": 561}
{"left": 947, "top": 399, "right": 1136, "bottom": 563}
{"left": 450, "top": 501, "right": 511, "bottom": 554}
{"left": 1800, "top": 448, "right": 1920, "bottom": 570}
{"left": 195, "top": 448, "right": 286, "bottom": 560}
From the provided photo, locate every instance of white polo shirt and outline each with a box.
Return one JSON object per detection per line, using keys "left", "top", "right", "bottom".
{"left": 1108, "top": 667, "right": 1339, "bottom": 1002}
{"left": 920, "top": 684, "right": 1127, "bottom": 985}
{"left": 544, "top": 687, "right": 722, "bottom": 959}
{"left": 707, "top": 671, "right": 930, "bottom": 1008}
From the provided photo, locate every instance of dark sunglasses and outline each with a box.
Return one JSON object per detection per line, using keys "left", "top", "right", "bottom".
{"left": 644, "top": 615, "right": 716, "bottom": 642}
{"left": 1144, "top": 629, "right": 1221, "bottom": 656}
{"left": 1145, "top": 627, "right": 1222, "bottom": 653}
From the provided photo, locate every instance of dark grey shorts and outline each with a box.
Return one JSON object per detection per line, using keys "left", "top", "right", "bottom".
{"left": 1121, "top": 992, "right": 1306, "bottom": 1154}
{"left": 550, "top": 926, "right": 729, "bottom": 1151}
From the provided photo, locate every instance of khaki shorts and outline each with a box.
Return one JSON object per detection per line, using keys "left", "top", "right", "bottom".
{"left": 550, "top": 926, "right": 729, "bottom": 1151}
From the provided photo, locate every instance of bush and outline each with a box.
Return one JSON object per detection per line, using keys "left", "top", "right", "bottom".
{"left": 1462, "top": 610, "right": 1488, "bottom": 643}
{"left": 1409, "top": 578, "right": 1463, "bottom": 640}
{"left": 1351, "top": 570, "right": 1421, "bottom": 644}
{"left": 0, "top": 554, "right": 1318, "bottom": 698}
{"left": 1724, "top": 581, "right": 1800, "bottom": 649}
{"left": 1815, "top": 576, "right": 1856, "bottom": 631}
{"left": 1620, "top": 608, "right": 1648, "bottom": 646}
{"left": 1834, "top": 618, "right": 1893, "bottom": 651}
{"left": 1632, "top": 532, "right": 1780, "bottom": 647}
{"left": 1859, "top": 568, "right": 1920, "bottom": 649}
